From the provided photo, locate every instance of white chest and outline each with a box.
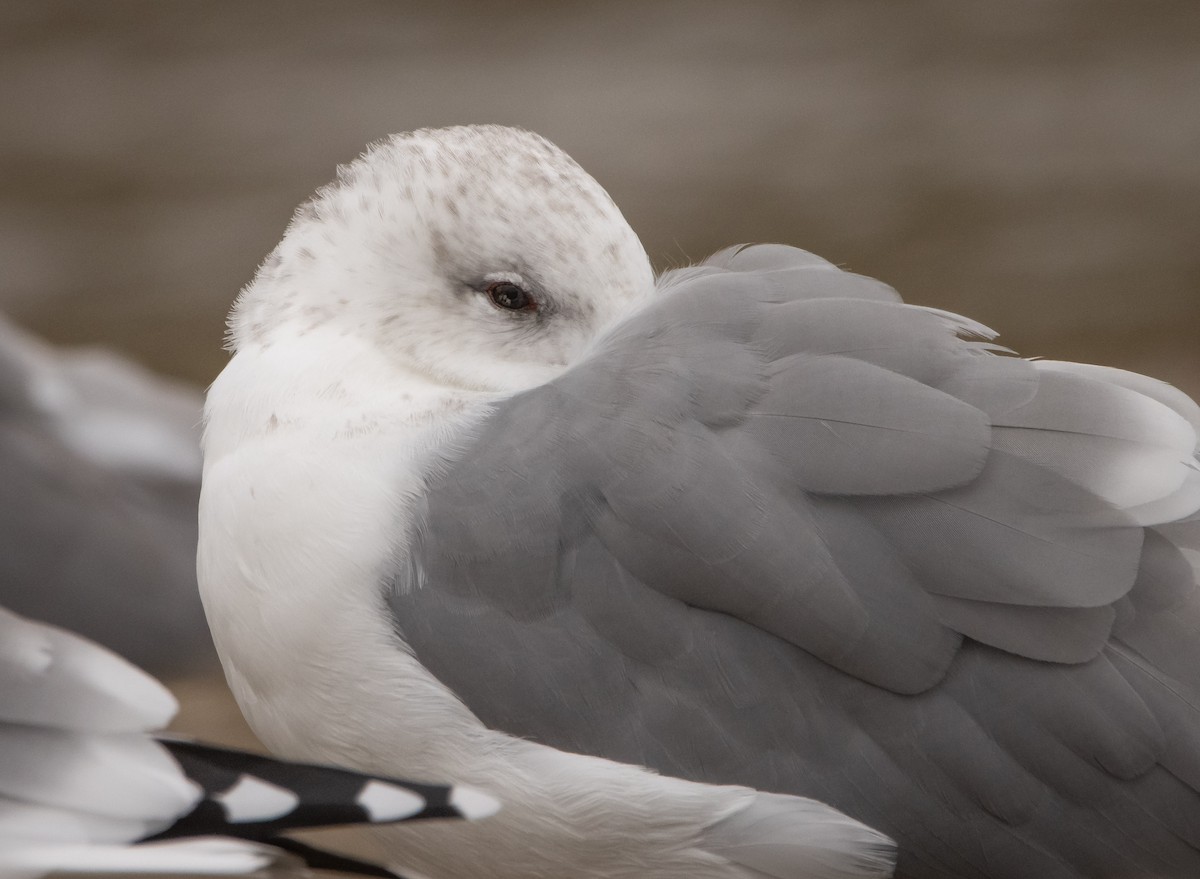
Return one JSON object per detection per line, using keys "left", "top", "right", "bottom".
{"left": 196, "top": 338, "right": 491, "bottom": 775}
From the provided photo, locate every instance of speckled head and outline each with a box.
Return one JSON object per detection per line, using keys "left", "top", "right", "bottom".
{"left": 229, "top": 125, "right": 655, "bottom": 394}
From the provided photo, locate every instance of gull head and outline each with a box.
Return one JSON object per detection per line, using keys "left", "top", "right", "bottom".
{"left": 227, "top": 125, "right": 655, "bottom": 395}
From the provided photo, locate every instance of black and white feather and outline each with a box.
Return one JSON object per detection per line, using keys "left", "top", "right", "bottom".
{"left": 155, "top": 738, "right": 498, "bottom": 838}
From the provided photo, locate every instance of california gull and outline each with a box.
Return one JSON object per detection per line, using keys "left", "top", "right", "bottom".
{"left": 198, "top": 125, "right": 1200, "bottom": 879}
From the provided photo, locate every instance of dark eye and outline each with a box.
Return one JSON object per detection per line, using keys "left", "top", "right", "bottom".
{"left": 485, "top": 281, "right": 537, "bottom": 312}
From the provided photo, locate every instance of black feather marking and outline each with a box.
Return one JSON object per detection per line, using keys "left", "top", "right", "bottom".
{"left": 264, "top": 836, "right": 411, "bottom": 879}
{"left": 147, "top": 738, "right": 463, "bottom": 841}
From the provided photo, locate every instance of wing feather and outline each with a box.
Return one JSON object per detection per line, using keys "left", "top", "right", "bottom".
{"left": 392, "top": 245, "right": 1200, "bottom": 878}
{"left": 747, "top": 354, "right": 989, "bottom": 496}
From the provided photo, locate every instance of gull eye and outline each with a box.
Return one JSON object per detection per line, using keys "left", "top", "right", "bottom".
{"left": 485, "top": 281, "right": 537, "bottom": 312}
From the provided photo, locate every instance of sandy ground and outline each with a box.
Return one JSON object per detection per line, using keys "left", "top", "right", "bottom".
{"left": 166, "top": 668, "right": 259, "bottom": 748}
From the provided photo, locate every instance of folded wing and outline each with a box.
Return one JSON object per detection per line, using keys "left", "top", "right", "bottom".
{"left": 392, "top": 245, "right": 1200, "bottom": 877}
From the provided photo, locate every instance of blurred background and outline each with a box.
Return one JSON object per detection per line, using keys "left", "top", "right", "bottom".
{"left": 1, "top": 0, "right": 1198, "bottom": 746}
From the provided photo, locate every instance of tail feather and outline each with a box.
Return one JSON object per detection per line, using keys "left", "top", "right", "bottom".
{"left": 704, "top": 791, "right": 896, "bottom": 879}
{"left": 151, "top": 738, "right": 498, "bottom": 840}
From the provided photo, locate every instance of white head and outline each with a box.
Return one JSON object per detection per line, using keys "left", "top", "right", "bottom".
{"left": 228, "top": 125, "right": 655, "bottom": 395}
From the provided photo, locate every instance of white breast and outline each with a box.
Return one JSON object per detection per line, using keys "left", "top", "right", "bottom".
{"left": 198, "top": 327, "right": 491, "bottom": 770}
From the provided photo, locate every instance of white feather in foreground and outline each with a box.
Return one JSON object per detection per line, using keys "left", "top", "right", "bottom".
{"left": 0, "top": 606, "right": 278, "bottom": 877}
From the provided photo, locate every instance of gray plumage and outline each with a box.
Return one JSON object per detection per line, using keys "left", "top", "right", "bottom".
{"left": 0, "top": 315, "right": 213, "bottom": 674}
{"left": 389, "top": 244, "right": 1200, "bottom": 878}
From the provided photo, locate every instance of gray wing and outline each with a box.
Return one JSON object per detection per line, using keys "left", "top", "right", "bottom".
{"left": 0, "top": 315, "right": 213, "bottom": 674}
{"left": 389, "top": 245, "right": 1200, "bottom": 879}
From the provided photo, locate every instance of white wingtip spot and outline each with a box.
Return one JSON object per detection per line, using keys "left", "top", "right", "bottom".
{"left": 355, "top": 779, "right": 425, "bottom": 822}
{"left": 213, "top": 774, "right": 299, "bottom": 823}
{"left": 450, "top": 785, "right": 501, "bottom": 820}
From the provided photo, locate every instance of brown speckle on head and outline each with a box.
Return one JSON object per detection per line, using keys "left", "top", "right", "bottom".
{"left": 229, "top": 125, "right": 655, "bottom": 395}
{"left": 428, "top": 230, "right": 451, "bottom": 270}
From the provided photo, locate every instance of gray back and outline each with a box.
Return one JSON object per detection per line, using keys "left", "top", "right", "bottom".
{"left": 389, "top": 245, "right": 1200, "bottom": 878}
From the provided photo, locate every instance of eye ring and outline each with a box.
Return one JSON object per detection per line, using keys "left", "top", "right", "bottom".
{"left": 485, "top": 280, "right": 537, "bottom": 313}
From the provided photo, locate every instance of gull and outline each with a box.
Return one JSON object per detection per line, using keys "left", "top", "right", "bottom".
{"left": 0, "top": 604, "right": 497, "bottom": 878}
{"left": 198, "top": 125, "right": 1200, "bottom": 879}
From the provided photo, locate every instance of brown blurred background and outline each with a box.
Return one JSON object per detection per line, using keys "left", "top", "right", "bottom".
{"left": 2, "top": 0, "right": 1198, "bottom": 747}
{"left": 2, "top": 0, "right": 1197, "bottom": 396}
